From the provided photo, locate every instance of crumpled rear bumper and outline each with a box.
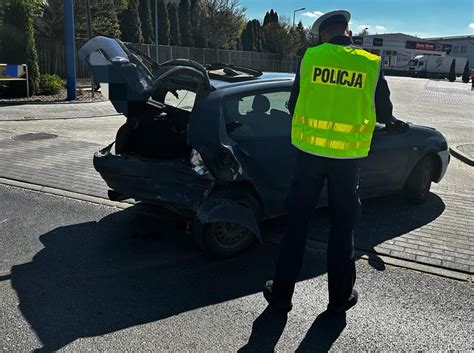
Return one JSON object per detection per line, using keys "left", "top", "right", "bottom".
{"left": 93, "top": 146, "right": 213, "bottom": 215}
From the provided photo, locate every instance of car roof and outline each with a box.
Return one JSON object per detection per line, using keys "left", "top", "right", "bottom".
{"left": 210, "top": 72, "right": 295, "bottom": 90}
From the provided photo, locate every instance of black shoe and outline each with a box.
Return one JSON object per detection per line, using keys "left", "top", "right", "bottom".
{"left": 327, "top": 289, "right": 358, "bottom": 314}
{"left": 263, "top": 280, "right": 293, "bottom": 312}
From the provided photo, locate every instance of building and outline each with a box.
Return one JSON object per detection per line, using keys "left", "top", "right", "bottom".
{"left": 352, "top": 33, "right": 452, "bottom": 74}
{"left": 424, "top": 35, "right": 474, "bottom": 69}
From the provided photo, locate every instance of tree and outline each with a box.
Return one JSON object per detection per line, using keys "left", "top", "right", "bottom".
{"left": 178, "top": 0, "right": 193, "bottom": 47}
{"left": 263, "top": 21, "right": 301, "bottom": 58}
{"left": 251, "top": 19, "right": 263, "bottom": 51}
{"left": 35, "top": 0, "right": 122, "bottom": 41}
{"left": 0, "top": 0, "right": 40, "bottom": 94}
{"left": 119, "top": 0, "right": 143, "bottom": 43}
{"left": 139, "top": 0, "right": 154, "bottom": 43}
{"left": 167, "top": 2, "right": 181, "bottom": 46}
{"left": 262, "top": 9, "right": 280, "bottom": 52}
{"left": 240, "top": 21, "right": 255, "bottom": 51}
{"left": 90, "top": 1, "right": 122, "bottom": 38}
{"left": 263, "top": 9, "right": 278, "bottom": 27}
{"left": 201, "top": 0, "right": 246, "bottom": 49}
{"left": 190, "top": 0, "right": 207, "bottom": 48}
{"left": 157, "top": 0, "right": 170, "bottom": 45}
{"left": 295, "top": 21, "right": 306, "bottom": 55}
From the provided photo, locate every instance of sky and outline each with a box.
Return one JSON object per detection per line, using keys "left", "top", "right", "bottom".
{"left": 240, "top": 0, "right": 474, "bottom": 38}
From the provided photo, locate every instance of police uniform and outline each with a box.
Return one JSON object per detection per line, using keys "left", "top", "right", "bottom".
{"left": 264, "top": 10, "right": 395, "bottom": 313}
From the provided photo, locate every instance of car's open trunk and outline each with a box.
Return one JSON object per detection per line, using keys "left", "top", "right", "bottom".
{"left": 78, "top": 36, "right": 212, "bottom": 161}
{"left": 116, "top": 99, "right": 192, "bottom": 159}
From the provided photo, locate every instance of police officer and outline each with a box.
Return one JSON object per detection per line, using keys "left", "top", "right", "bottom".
{"left": 263, "top": 10, "right": 399, "bottom": 313}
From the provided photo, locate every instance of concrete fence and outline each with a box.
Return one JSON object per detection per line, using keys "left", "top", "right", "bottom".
{"left": 36, "top": 39, "right": 301, "bottom": 78}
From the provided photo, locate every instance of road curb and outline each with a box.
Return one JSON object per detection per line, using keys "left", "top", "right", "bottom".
{"left": 449, "top": 145, "right": 474, "bottom": 166}
{"left": 305, "top": 239, "right": 473, "bottom": 283}
{"left": 0, "top": 177, "right": 132, "bottom": 210}
{"left": 0, "top": 99, "right": 107, "bottom": 106}
{"left": 0, "top": 114, "right": 122, "bottom": 122}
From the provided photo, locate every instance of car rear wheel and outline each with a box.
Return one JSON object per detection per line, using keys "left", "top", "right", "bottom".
{"left": 200, "top": 222, "right": 256, "bottom": 258}
{"left": 404, "top": 155, "right": 434, "bottom": 203}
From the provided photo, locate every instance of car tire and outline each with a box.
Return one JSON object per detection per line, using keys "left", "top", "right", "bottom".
{"left": 404, "top": 155, "right": 434, "bottom": 203}
{"left": 200, "top": 221, "right": 257, "bottom": 259}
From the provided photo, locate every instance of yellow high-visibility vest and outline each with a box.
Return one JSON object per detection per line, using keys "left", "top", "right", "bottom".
{"left": 292, "top": 43, "right": 381, "bottom": 158}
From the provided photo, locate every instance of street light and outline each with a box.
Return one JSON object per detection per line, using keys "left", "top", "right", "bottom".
{"left": 154, "top": 0, "right": 159, "bottom": 63}
{"left": 64, "top": 0, "right": 76, "bottom": 101}
{"left": 293, "top": 7, "right": 306, "bottom": 27}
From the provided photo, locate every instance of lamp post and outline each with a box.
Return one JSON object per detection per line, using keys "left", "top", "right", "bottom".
{"left": 293, "top": 7, "right": 306, "bottom": 27}
{"left": 85, "top": 0, "right": 94, "bottom": 98}
{"left": 64, "top": 0, "right": 76, "bottom": 101}
{"left": 154, "top": 0, "right": 159, "bottom": 63}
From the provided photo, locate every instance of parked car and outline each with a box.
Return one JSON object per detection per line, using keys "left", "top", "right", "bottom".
{"left": 79, "top": 37, "right": 450, "bottom": 258}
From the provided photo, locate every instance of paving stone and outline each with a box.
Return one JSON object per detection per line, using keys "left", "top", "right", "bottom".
{"left": 416, "top": 255, "right": 442, "bottom": 267}
{"left": 405, "top": 248, "right": 431, "bottom": 257}
{"left": 430, "top": 253, "right": 455, "bottom": 262}
{"left": 441, "top": 261, "right": 470, "bottom": 273}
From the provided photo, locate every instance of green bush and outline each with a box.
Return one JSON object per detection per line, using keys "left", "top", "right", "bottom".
{"left": 39, "top": 74, "right": 63, "bottom": 94}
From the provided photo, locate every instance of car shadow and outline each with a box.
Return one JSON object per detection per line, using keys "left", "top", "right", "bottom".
{"left": 264, "top": 191, "right": 446, "bottom": 271}
{"left": 9, "top": 192, "right": 444, "bottom": 351}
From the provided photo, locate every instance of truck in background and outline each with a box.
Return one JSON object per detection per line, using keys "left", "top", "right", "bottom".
{"left": 408, "top": 55, "right": 470, "bottom": 82}
{"left": 408, "top": 55, "right": 456, "bottom": 81}
{"left": 453, "top": 57, "right": 471, "bottom": 83}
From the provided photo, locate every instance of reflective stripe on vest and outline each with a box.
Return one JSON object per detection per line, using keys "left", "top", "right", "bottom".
{"left": 292, "top": 43, "right": 381, "bottom": 159}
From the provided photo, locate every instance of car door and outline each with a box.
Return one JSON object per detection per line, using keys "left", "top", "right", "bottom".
{"left": 222, "top": 86, "right": 297, "bottom": 217}
{"left": 359, "top": 123, "right": 410, "bottom": 198}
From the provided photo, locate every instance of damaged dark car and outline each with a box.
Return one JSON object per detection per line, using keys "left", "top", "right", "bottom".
{"left": 79, "top": 36, "right": 450, "bottom": 258}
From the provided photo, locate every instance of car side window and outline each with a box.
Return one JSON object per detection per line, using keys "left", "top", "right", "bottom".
{"left": 224, "top": 89, "right": 292, "bottom": 139}
{"left": 164, "top": 89, "right": 196, "bottom": 112}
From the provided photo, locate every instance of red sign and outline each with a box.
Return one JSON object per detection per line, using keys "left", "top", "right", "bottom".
{"left": 415, "top": 42, "right": 435, "bottom": 51}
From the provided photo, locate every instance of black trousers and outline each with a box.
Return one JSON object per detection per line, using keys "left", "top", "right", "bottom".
{"left": 273, "top": 150, "right": 361, "bottom": 306}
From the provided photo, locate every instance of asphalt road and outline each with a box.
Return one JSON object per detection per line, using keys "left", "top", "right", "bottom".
{"left": 1, "top": 184, "right": 473, "bottom": 352}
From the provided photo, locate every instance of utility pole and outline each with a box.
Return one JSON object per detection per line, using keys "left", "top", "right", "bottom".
{"left": 154, "top": 0, "right": 159, "bottom": 63}
{"left": 64, "top": 0, "right": 77, "bottom": 100}
{"left": 85, "top": 0, "right": 94, "bottom": 98}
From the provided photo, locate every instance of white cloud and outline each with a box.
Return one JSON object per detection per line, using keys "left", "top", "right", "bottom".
{"left": 357, "top": 24, "right": 386, "bottom": 33}
{"left": 302, "top": 11, "right": 324, "bottom": 18}
{"left": 469, "top": 23, "right": 474, "bottom": 29}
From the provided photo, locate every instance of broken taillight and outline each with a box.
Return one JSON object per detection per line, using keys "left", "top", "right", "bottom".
{"left": 191, "top": 149, "right": 214, "bottom": 179}
{"left": 214, "top": 146, "right": 243, "bottom": 180}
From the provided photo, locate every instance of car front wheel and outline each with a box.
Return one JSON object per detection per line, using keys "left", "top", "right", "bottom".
{"left": 404, "top": 155, "right": 434, "bottom": 203}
